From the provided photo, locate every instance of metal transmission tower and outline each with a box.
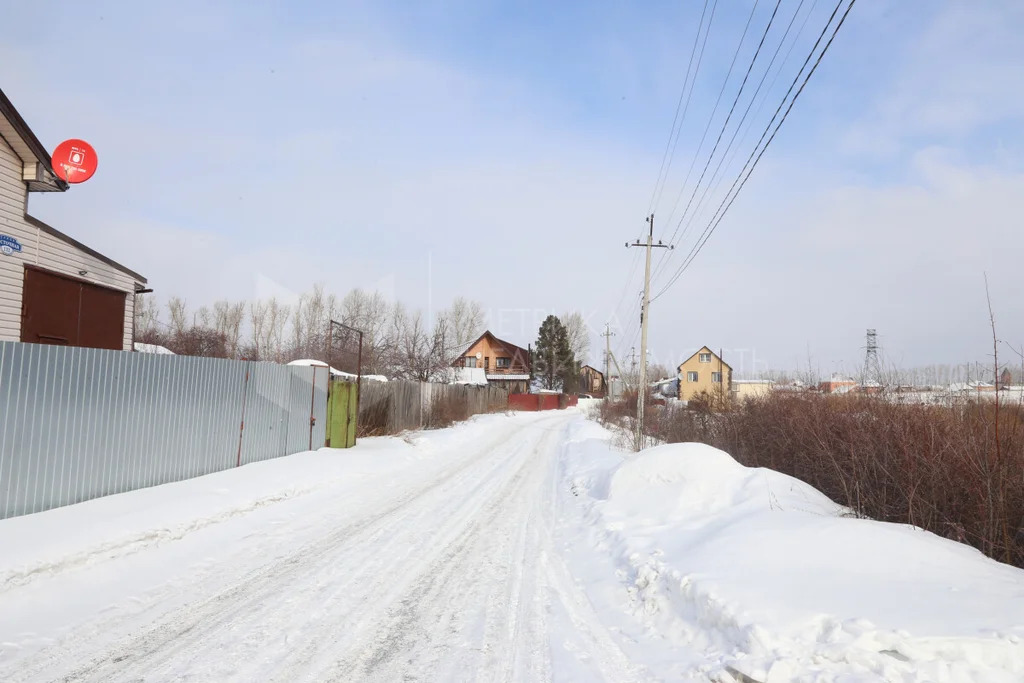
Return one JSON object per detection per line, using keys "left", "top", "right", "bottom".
{"left": 601, "top": 324, "right": 615, "bottom": 398}
{"left": 863, "top": 328, "right": 883, "bottom": 388}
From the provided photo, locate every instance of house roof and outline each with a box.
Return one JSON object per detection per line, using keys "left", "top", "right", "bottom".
{"left": 452, "top": 330, "right": 530, "bottom": 365}
{"left": 0, "top": 88, "right": 67, "bottom": 192}
{"left": 25, "top": 214, "right": 147, "bottom": 284}
{"left": 677, "top": 346, "right": 733, "bottom": 371}
{"left": 580, "top": 364, "right": 604, "bottom": 377}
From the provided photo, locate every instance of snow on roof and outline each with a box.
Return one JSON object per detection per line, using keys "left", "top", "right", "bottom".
{"left": 133, "top": 342, "right": 175, "bottom": 355}
{"left": 731, "top": 379, "right": 775, "bottom": 385}
{"left": 486, "top": 373, "right": 530, "bottom": 381}
{"left": 286, "top": 359, "right": 388, "bottom": 382}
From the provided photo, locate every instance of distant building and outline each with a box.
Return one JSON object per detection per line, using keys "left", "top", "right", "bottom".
{"left": 677, "top": 346, "right": 732, "bottom": 403}
{"left": 652, "top": 376, "right": 679, "bottom": 398}
{"left": 579, "top": 364, "right": 605, "bottom": 395}
{"left": 453, "top": 330, "right": 531, "bottom": 393}
{"left": 731, "top": 379, "right": 774, "bottom": 401}
{"left": 819, "top": 375, "right": 858, "bottom": 394}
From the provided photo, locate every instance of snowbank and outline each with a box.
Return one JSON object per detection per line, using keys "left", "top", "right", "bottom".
{"left": 558, "top": 424, "right": 1024, "bottom": 682}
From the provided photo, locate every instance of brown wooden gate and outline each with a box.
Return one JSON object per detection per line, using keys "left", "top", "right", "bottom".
{"left": 21, "top": 266, "right": 125, "bottom": 350}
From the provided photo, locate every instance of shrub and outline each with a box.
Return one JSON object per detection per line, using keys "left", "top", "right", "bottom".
{"left": 643, "top": 393, "right": 1024, "bottom": 567}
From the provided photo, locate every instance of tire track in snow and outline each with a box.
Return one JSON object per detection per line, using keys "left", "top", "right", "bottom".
{"left": 6, "top": 413, "right": 647, "bottom": 683}
{"left": 7, "top": 418, "right": 547, "bottom": 683}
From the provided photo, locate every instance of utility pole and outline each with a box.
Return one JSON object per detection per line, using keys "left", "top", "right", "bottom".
{"left": 626, "top": 214, "right": 671, "bottom": 450}
{"left": 602, "top": 324, "right": 615, "bottom": 398}
{"left": 608, "top": 349, "right": 627, "bottom": 390}
{"left": 629, "top": 347, "right": 638, "bottom": 387}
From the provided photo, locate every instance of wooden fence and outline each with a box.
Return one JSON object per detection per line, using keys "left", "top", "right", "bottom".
{"left": 357, "top": 381, "right": 509, "bottom": 436}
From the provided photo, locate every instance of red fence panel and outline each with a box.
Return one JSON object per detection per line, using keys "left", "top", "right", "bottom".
{"left": 508, "top": 393, "right": 581, "bottom": 411}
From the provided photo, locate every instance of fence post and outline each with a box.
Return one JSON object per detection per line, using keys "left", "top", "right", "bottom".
{"left": 236, "top": 363, "right": 251, "bottom": 467}
{"left": 308, "top": 366, "right": 317, "bottom": 450}
{"left": 346, "top": 382, "right": 358, "bottom": 447}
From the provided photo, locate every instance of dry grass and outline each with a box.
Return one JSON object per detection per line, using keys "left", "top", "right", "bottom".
{"left": 602, "top": 393, "right": 1024, "bottom": 567}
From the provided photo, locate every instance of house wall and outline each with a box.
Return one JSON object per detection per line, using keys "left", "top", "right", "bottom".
{"left": 0, "top": 136, "right": 138, "bottom": 349}
{"left": 678, "top": 346, "right": 732, "bottom": 402}
{"left": 460, "top": 335, "right": 528, "bottom": 373}
{"left": 580, "top": 366, "right": 603, "bottom": 393}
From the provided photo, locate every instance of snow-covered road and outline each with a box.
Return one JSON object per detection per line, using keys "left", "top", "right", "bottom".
{"left": 2, "top": 408, "right": 1022, "bottom": 682}
{"left": 0, "top": 411, "right": 640, "bottom": 682}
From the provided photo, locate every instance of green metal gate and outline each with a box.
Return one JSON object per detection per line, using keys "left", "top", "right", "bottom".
{"left": 326, "top": 380, "right": 358, "bottom": 448}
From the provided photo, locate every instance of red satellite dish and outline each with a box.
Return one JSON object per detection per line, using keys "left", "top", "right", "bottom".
{"left": 51, "top": 139, "right": 98, "bottom": 184}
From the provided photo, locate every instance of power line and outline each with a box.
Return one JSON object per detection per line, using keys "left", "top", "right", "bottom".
{"left": 665, "top": 0, "right": 784, "bottom": 252}
{"left": 675, "top": 0, "right": 820, "bottom": 253}
{"left": 660, "top": 0, "right": 811, "bottom": 273}
{"left": 652, "top": 0, "right": 857, "bottom": 302}
{"left": 658, "top": 0, "right": 762, "bottom": 240}
{"left": 609, "top": 247, "right": 643, "bottom": 334}
{"left": 648, "top": 0, "right": 716, "bottom": 215}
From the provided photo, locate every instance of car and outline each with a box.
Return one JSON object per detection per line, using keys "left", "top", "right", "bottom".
{"left": 578, "top": 393, "right": 593, "bottom": 399}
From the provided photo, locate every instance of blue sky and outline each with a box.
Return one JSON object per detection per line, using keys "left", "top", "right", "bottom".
{"left": 2, "top": 0, "right": 1023, "bottom": 374}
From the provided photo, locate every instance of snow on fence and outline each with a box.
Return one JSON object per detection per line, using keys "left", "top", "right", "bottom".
{"left": 0, "top": 341, "right": 328, "bottom": 520}
{"left": 358, "top": 380, "right": 508, "bottom": 435}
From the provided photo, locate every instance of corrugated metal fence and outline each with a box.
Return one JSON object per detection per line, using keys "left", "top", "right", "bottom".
{"left": 0, "top": 342, "right": 328, "bottom": 520}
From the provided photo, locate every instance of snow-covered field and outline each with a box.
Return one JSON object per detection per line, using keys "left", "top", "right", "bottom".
{"left": 1, "top": 410, "right": 1022, "bottom": 681}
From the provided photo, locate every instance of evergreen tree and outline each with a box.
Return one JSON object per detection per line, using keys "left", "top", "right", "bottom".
{"left": 532, "top": 315, "right": 575, "bottom": 390}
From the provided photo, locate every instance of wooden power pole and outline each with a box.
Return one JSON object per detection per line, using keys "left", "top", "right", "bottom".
{"left": 626, "top": 214, "right": 670, "bottom": 450}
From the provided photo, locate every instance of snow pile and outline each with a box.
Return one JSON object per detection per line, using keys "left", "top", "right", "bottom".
{"left": 285, "top": 358, "right": 388, "bottom": 382}
{"left": 132, "top": 342, "right": 175, "bottom": 354}
{"left": 558, "top": 424, "right": 1024, "bottom": 682}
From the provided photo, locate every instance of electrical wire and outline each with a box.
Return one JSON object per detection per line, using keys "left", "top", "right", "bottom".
{"left": 651, "top": 0, "right": 857, "bottom": 302}
{"left": 658, "top": 0, "right": 762, "bottom": 237}
{"left": 648, "top": 0, "right": 717, "bottom": 215}
{"left": 660, "top": 0, "right": 811, "bottom": 272}
{"left": 664, "top": 0, "right": 784, "bottom": 252}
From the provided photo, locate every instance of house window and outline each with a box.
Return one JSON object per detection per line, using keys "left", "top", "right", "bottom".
{"left": 465, "top": 357, "right": 477, "bottom": 368}
{"left": 484, "top": 356, "right": 490, "bottom": 370}
{"left": 496, "top": 357, "right": 511, "bottom": 368}
{"left": 699, "top": 353, "right": 712, "bottom": 363}
{"left": 687, "top": 371, "right": 698, "bottom": 382}
{"left": 712, "top": 371, "right": 722, "bottom": 383}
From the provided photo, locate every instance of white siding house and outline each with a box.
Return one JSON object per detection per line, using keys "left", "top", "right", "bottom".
{"left": 0, "top": 88, "right": 146, "bottom": 350}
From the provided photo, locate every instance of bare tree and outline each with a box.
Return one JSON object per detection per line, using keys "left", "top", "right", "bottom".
{"left": 245, "top": 300, "right": 269, "bottom": 359}
{"left": 447, "top": 297, "right": 486, "bottom": 347}
{"left": 647, "top": 363, "right": 671, "bottom": 381}
{"left": 341, "top": 289, "right": 394, "bottom": 374}
{"left": 560, "top": 311, "right": 590, "bottom": 363}
{"left": 266, "top": 298, "right": 290, "bottom": 363}
{"left": 389, "top": 308, "right": 453, "bottom": 382}
{"left": 134, "top": 294, "right": 161, "bottom": 344}
{"left": 167, "top": 297, "right": 189, "bottom": 338}
{"left": 211, "top": 300, "right": 245, "bottom": 358}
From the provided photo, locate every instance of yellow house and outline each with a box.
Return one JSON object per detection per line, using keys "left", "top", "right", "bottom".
{"left": 677, "top": 346, "right": 732, "bottom": 403}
